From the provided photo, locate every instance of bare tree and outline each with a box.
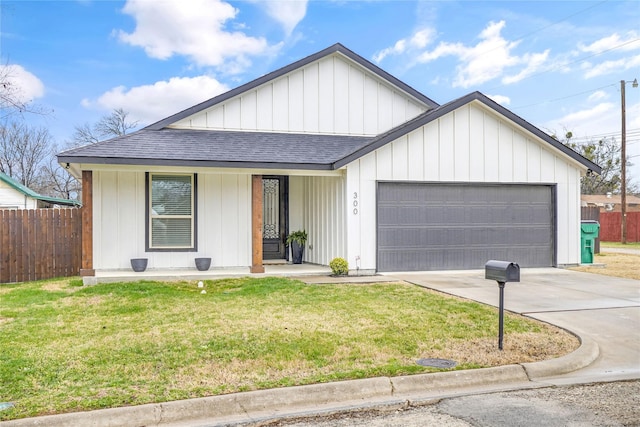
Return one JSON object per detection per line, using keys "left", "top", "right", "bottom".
{"left": 0, "top": 120, "right": 51, "bottom": 190}
{"left": 40, "top": 145, "right": 82, "bottom": 200}
{"left": 40, "top": 108, "right": 139, "bottom": 200}
{"left": 96, "top": 108, "right": 138, "bottom": 138}
{"left": 72, "top": 108, "right": 138, "bottom": 145}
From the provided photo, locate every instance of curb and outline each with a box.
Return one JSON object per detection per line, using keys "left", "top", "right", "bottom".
{"left": 391, "top": 364, "right": 529, "bottom": 396}
{"left": 521, "top": 334, "right": 600, "bottom": 379}
{"left": 0, "top": 369, "right": 523, "bottom": 427}
{"left": 0, "top": 341, "right": 597, "bottom": 427}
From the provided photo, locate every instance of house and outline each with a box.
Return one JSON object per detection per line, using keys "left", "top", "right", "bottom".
{"left": 58, "top": 43, "right": 600, "bottom": 280}
{"left": 0, "top": 171, "right": 81, "bottom": 209}
{"left": 581, "top": 194, "right": 640, "bottom": 212}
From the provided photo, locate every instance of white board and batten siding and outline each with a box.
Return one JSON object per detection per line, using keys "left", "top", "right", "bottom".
{"left": 345, "top": 101, "right": 583, "bottom": 271}
{"left": 92, "top": 169, "right": 252, "bottom": 270}
{"left": 171, "top": 53, "right": 427, "bottom": 136}
{"left": 301, "top": 175, "right": 347, "bottom": 266}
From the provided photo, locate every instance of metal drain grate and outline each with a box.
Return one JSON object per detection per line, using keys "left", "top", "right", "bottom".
{"left": 416, "top": 358, "right": 457, "bottom": 368}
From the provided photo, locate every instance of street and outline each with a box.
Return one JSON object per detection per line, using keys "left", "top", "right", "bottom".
{"left": 256, "top": 380, "right": 640, "bottom": 427}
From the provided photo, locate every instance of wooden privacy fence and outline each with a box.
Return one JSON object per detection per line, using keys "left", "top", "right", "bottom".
{"left": 0, "top": 208, "right": 82, "bottom": 284}
{"left": 598, "top": 211, "right": 640, "bottom": 242}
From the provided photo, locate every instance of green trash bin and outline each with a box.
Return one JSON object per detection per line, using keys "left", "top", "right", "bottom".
{"left": 580, "top": 220, "right": 600, "bottom": 264}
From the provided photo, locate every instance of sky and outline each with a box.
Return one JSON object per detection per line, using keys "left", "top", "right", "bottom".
{"left": 2, "top": 0, "right": 640, "bottom": 185}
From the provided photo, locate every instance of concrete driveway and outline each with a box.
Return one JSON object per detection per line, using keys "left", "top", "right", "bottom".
{"left": 384, "top": 268, "right": 640, "bottom": 384}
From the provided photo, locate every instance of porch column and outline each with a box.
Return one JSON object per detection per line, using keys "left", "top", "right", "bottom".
{"left": 80, "top": 170, "right": 95, "bottom": 276}
{"left": 250, "top": 175, "right": 265, "bottom": 273}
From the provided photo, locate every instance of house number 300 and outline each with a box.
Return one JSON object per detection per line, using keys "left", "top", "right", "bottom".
{"left": 353, "top": 192, "right": 358, "bottom": 215}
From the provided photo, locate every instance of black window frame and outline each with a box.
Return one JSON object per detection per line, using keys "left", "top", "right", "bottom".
{"left": 145, "top": 172, "right": 198, "bottom": 252}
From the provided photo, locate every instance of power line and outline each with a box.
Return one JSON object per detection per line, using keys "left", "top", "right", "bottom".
{"left": 488, "top": 37, "right": 640, "bottom": 94}
{"left": 512, "top": 83, "right": 618, "bottom": 109}
{"left": 570, "top": 128, "right": 640, "bottom": 141}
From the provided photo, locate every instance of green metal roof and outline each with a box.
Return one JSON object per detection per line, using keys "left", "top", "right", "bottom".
{"left": 0, "top": 172, "right": 81, "bottom": 207}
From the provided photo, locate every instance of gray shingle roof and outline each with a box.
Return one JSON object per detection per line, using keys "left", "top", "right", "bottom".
{"left": 58, "top": 91, "right": 602, "bottom": 175}
{"left": 58, "top": 129, "right": 375, "bottom": 170}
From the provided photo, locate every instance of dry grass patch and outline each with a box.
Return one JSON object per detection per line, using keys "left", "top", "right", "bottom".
{"left": 0, "top": 277, "right": 578, "bottom": 421}
{"left": 570, "top": 251, "right": 640, "bottom": 280}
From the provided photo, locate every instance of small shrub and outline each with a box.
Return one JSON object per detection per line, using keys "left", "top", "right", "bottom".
{"left": 329, "top": 257, "right": 349, "bottom": 276}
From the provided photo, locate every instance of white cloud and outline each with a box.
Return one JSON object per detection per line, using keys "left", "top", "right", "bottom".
{"left": 583, "top": 54, "right": 640, "bottom": 79}
{"left": 373, "top": 28, "right": 435, "bottom": 63}
{"left": 502, "top": 50, "right": 549, "bottom": 84}
{"left": 82, "top": 76, "right": 229, "bottom": 124}
{"left": 255, "top": 0, "right": 308, "bottom": 36}
{"left": 411, "top": 21, "right": 549, "bottom": 88}
{"left": 588, "top": 90, "right": 608, "bottom": 102}
{"left": 451, "top": 21, "right": 522, "bottom": 88}
{"left": 578, "top": 31, "right": 640, "bottom": 54}
{"left": 1, "top": 64, "right": 45, "bottom": 105}
{"left": 546, "top": 102, "right": 617, "bottom": 139}
{"left": 116, "top": 0, "right": 277, "bottom": 72}
{"left": 555, "top": 102, "right": 615, "bottom": 124}
{"left": 487, "top": 94, "right": 511, "bottom": 105}
{"left": 410, "top": 28, "right": 433, "bottom": 50}
{"left": 373, "top": 40, "right": 407, "bottom": 63}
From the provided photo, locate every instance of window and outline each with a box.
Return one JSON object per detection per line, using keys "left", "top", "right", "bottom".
{"left": 146, "top": 173, "right": 197, "bottom": 251}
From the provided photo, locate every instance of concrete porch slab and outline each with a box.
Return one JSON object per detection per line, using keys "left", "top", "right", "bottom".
{"left": 84, "top": 263, "right": 333, "bottom": 285}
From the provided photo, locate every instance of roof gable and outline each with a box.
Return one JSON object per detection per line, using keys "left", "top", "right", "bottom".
{"left": 146, "top": 43, "right": 439, "bottom": 134}
{"left": 334, "top": 91, "right": 601, "bottom": 174}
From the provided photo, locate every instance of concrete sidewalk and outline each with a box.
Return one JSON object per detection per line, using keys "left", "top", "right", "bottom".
{"left": 1, "top": 268, "right": 638, "bottom": 427}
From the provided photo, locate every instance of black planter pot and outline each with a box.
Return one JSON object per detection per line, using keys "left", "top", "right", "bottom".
{"left": 195, "top": 257, "right": 211, "bottom": 271}
{"left": 130, "top": 258, "right": 148, "bottom": 272}
{"left": 291, "top": 242, "right": 304, "bottom": 264}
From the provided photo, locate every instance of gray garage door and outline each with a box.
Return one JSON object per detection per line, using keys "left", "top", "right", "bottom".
{"left": 377, "top": 182, "right": 555, "bottom": 271}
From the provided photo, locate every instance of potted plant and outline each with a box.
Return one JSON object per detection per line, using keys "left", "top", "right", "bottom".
{"left": 130, "top": 258, "right": 148, "bottom": 272}
{"left": 195, "top": 257, "right": 211, "bottom": 271}
{"left": 286, "top": 230, "right": 307, "bottom": 264}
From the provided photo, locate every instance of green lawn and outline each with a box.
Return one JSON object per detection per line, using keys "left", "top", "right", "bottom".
{"left": 0, "top": 277, "right": 576, "bottom": 420}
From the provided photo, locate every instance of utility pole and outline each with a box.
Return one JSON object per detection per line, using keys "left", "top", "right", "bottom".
{"left": 621, "top": 78, "right": 638, "bottom": 244}
{"left": 621, "top": 80, "right": 627, "bottom": 244}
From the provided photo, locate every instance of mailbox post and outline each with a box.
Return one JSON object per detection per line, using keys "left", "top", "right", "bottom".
{"left": 484, "top": 260, "right": 520, "bottom": 350}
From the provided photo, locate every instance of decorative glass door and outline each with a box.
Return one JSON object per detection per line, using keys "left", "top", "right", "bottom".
{"left": 262, "top": 176, "right": 288, "bottom": 259}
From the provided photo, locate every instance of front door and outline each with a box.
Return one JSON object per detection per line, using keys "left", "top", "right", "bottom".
{"left": 262, "top": 176, "right": 288, "bottom": 260}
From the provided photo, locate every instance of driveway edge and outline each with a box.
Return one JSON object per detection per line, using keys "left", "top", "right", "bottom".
{"left": 520, "top": 334, "right": 600, "bottom": 379}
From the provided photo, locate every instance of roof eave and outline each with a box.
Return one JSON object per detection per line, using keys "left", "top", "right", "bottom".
{"left": 56, "top": 155, "right": 335, "bottom": 171}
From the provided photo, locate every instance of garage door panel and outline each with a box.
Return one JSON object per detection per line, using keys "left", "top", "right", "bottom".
{"left": 377, "top": 183, "right": 554, "bottom": 271}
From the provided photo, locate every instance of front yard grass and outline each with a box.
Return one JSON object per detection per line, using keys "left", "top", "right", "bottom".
{"left": 571, "top": 251, "right": 640, "bottom": 280}
{"left": 0, "top": 277, "right": 577, "bottom": 420}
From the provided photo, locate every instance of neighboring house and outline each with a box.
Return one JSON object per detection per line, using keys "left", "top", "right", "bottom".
{"left": 0, "top": 172, "right": 81, "bottom": 209}
{"left": 581, "top": 194, "right": 640, "bottom": 212}
{"left": 58, "top": 43, "right": 600, "bottom": 278}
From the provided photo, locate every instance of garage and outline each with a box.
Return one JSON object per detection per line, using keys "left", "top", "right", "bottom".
{"left": 377, "top": 182, "right": 555, "bottom": 271}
